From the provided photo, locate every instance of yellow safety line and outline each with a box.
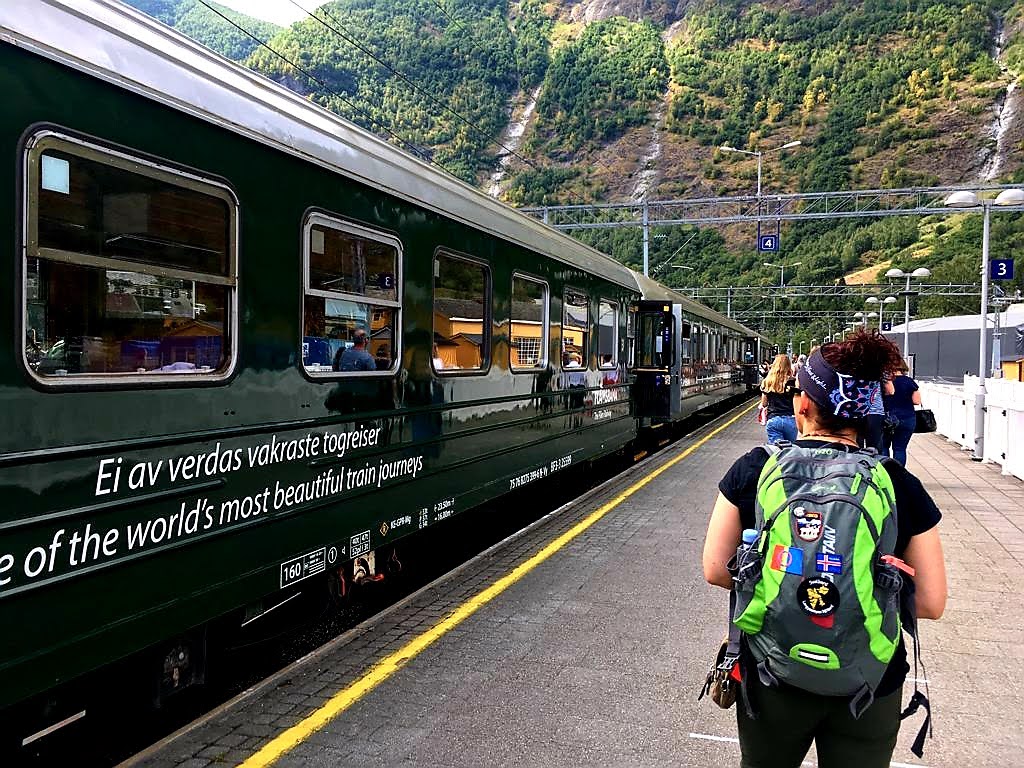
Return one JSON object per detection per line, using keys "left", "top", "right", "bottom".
{"left": 240, "top": 402, "right": 757, "bottom": 767}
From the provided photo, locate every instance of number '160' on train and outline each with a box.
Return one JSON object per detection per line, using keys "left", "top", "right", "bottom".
{"left": 0, "top": 0, "right": 768, "bottom": 742}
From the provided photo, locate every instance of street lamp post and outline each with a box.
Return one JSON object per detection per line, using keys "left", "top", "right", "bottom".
{"left": 866, "top": 295, "right": 898, "bottom": 332}
{"left": 943, "top": 187, "right": 1024, "bottom": 460}
{"left": 719, "top": 140, "right": 802, "bottom": 198}
{"left": 764, "top": 261, "right": 801, "bottom": 287}
{"left": 884, "top": 267, "right": 932, "bottom": 361}
{"left": 854, "top": 311, "right": 866, "bottom": 328}
{"left": 944, "top": 188, "right": 1024, "bottom": 379}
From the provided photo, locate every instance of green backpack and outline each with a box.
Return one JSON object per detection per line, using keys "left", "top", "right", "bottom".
{"left": 732, "top": 443, "right": 904, "bottom": 709}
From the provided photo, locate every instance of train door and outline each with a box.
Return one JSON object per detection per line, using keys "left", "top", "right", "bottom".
{"left": 631, "top": 301, "right": 682, "bottom": 422}
{"left": 742, "top": 335, "right": 759, "bottom": 390}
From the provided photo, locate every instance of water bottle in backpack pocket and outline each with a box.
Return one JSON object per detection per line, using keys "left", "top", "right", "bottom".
{"left": 730, "top": 528, "right": 762, "bottom": 597}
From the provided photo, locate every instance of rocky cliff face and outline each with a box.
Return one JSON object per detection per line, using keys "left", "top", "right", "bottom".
{"left": 558, "top": 0, "right": 827, "bottom": 25}
{"left": 561, "top": 0, "right": 691, "bottom": 25}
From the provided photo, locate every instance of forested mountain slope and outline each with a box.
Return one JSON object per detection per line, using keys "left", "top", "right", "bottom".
{"left": 126, "top": 0, "right": 280, "bottom": 60}
{"left": 123, "top": 0, "right": 1024, "bottom": 334}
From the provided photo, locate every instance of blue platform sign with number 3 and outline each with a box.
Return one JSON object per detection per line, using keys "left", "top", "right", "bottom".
{"left": 991, "top": 259, "right": 1014, "bottom": 280}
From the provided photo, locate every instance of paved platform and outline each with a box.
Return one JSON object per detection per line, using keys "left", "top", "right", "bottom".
{"left": 124, "top": 404, "right": 1024, "bottom": 768}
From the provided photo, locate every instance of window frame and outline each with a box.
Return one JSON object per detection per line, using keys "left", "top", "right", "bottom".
{"left": 509, "top": 272, "right": 549, "bottom": 373}
{"left": 626, "top": 305, "right": 637, "bottom": 369}
{"left": 21, "top": 128, "right": 239, "bottom": 388}
{"left": 432, "top": 249, "right": 491, "bottom": 377}
{"left": 561, "top": 286, "right": 590, "bottom": 371}
{"left": 301, "top": 211, "right": 403, "bottom": 379}
{"left": 597, "top": 298, "right": 619, "bottom": 370}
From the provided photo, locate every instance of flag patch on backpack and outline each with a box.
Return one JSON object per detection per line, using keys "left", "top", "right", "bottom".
{"left": 815, "top": 552, "right": 843, "bottom": 574}
{"left": 770, "top": 545, "right": 803, "bottom": 575}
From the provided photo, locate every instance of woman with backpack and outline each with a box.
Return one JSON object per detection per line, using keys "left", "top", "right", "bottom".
{"left": 702, "top": 330, "right": 947, "bottom": 768}
{"left": 760, "top": 354, "right": 798, "bottom": 444}
{"left": 882, "top": 361, "right": 922, "bottom": 466}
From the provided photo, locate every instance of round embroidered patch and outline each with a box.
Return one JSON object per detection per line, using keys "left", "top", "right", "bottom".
{"left": 792, "top": 506, "right": 823, "bottom": 543}
{"left": 797, "top": 576, "right": 840, "bottom": 617}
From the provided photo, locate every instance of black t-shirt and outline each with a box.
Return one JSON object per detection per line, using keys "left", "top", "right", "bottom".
{"left": 717, "top": 439, "right": 942, "bottom": 696}
{"left": 761, "top": 379, "right": 797, "bottom": 419}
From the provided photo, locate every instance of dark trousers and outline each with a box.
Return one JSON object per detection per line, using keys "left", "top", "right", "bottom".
{"left": 862, "top": 414, "right": 885, "bottom": 453}
{"left": 737, "top": 682, "right": 902, "bottom": 768}
{"left": 882, "top": 415, "right": 916, "bottom": 466}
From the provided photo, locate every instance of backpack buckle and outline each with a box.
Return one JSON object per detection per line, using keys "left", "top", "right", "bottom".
{"left": 875, "top": 560, "right": 903, "bottom": 594}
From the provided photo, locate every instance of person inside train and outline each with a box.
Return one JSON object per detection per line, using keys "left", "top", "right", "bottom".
{"left": 333, "top": 328, "right": 376, "bottom": 372}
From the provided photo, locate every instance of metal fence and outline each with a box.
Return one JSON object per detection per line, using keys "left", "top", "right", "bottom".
{"left": 919, "top": 377, "right": 1024, "bottom": 480}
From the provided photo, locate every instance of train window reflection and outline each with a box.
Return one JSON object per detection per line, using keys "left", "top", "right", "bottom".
{"left": 598, "top": 299, "right": 617, "bottom": 369}
{"left": 302, "top": 214, "right": 401, "bottom": 375}
{"left": 511, "top": 275, "right": 548, "bottom": 371}
{"left": 680, "top": 320, "right": 692, "bottom": 364}
{"left": 308, "top": 225, "right": 397, "bottom": 302}
{"left": 24, "top": 132, "right": 236, "bottom": 382}
{"left": 433, "top": 252, "right": 489, "bottom": 373}
{"left": 637, "top": 312, "right": 670, "bottom": 368}
{"left": 562, "top": 289, "right": 588, "bottom": 369}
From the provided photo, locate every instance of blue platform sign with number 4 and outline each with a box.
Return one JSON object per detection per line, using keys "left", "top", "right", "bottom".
{"left": 991, "top": 259, "right": 1014, "bottom": 280}
{"left": 758, "top": 234, "right": 779, "bottom": 252}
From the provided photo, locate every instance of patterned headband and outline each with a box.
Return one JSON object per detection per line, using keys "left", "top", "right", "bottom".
{"left": 797, "top": 347, "right": 878, "bottom": 419}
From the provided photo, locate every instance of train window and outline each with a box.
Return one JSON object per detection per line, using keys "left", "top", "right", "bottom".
{"left": 562, "top": 289, "right": 589, "bottom": 369}
{"left": 23, "top": 131, "right": 237, "bottom": 383}
{"left": 680, "top": 319, "right": 693, "bottom": 363}
{"left": 433, "top": 252, "right": 489, "bottom": 373}
{"left": 598, "top": 299, "right": 617, "bottom": 369}
{"left": 510, "top": 274, "right": 548, "bottom": 371}
{"left": 637, "top": 311, "right": 671, "bottom": 368}
{"left": 302, "top": 214, "right": 401, "bottom": 375}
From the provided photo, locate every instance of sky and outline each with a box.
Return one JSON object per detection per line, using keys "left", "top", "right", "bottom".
{"left": 214, "top": 0, "right": 309, "bottom": 27}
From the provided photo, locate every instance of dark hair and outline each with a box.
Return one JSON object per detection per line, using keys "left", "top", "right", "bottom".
{"left": 820, "top": 329, "right": 903, "bottom": 380}
{"left": 813, "top": 329, "right": 903, "bottom": 433}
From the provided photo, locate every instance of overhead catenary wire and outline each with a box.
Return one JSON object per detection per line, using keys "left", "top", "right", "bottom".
{"left": 194, "top": 0, "right": 440, "bottom": 166}
{"left": 427, "top": 0, "right": 471, "bottom": 36}
{"left": 198, "top": 0, "right": 648, "bottom": 259}
{"left": 286, "top": 0, "right": 543, "bottom": 174}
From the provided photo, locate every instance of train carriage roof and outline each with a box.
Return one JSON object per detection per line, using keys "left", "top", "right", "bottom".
{"left": 632, "top": 271, "right": 760, "bottom": 337}
{"left": 0, "top": 0, "right": 642, "bottom": 289}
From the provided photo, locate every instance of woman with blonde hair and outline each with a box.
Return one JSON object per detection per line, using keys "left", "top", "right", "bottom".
{"left": 760, "top": 353, "right": 798, "bottom": 443}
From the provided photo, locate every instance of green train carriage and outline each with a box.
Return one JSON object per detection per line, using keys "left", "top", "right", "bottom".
{"left": 0, "top": 0, "right": 766, "bottom": 739}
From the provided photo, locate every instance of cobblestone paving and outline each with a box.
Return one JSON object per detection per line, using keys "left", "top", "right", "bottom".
{"left": 126, "top": 410, "right": 1024, "bottom": 768}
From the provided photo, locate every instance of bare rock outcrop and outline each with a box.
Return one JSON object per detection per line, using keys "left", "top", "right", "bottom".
{"left": 563, "top": 0, "right": 692, "bottom": 25}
